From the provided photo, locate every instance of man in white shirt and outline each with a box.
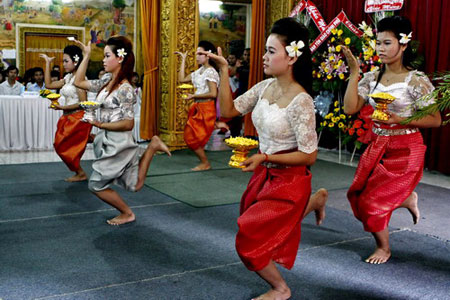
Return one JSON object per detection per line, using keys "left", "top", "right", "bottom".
{"left": 26, "top": 67, "right": 46, "bottom": 92}
{"left": 0, "top": 66, "right": 23, "bottom": 95}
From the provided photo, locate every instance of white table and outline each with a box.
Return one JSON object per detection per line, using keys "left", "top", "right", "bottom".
{"left": 0, "top": 95, "right": 144, "bottom": 151}
{"left": 0, "top": 96, "right": 62, "bottom": 151}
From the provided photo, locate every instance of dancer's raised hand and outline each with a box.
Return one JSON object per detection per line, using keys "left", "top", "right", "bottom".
{"left": 341, "top": 46, "right": 360, "bottom": 76}
{"left": 39, "top": 54, "right": 55, "bottom": 64}
{"left": 174, "top": 51, "right": 188, "bottom": 60}
{"left": 73, "top": 39, "right": 92, "bottom": 57}
{"left": 198, "top": 47, "right": 228, "bottom": 70}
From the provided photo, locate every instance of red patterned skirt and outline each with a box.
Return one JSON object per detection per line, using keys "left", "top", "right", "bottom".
{"left": 184, "top": 101, "right": 216, "bottom": 150}
{"left": 347, "top": 131, "right": 426, "bottom": 232}
{"left": 236, "top": 164, "right": 312, "bottom": 271}
{"left": 54, "top": 110, "right": 92, "bottom": 172}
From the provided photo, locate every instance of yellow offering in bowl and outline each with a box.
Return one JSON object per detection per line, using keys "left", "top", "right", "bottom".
{"left": 368, "top": 92, "right": 396, "bottom": 121}
{"left": 177, "top": 83, "right": 194, "bottom": 89}
{"left": 224, "top": 137, "right": 259, "bottom": 168}
{"left": 80, "top": 101, "right": 101, "bottom": 122}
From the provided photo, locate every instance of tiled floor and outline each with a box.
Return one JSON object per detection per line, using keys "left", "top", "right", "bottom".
{"left": 1, "top": 130, "right": 448, "bottom": 189}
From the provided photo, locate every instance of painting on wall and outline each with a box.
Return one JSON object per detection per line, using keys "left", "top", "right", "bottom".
{"left": 0, "top": 0, "right": 135, "bottom": 62}
{"left": 199, "top": 0, "right": 251, "bottom": 58}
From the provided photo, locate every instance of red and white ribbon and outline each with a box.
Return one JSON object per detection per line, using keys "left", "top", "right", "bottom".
{"left": 310, "top": 11, "right": 364, "bottom": 53}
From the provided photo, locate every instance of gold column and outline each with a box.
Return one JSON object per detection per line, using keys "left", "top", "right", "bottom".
{"left": 266, "top": 0, "right": 294, "bottom": 34}
{"left": 159, "top": 0, "right": 199, "bottom": 149}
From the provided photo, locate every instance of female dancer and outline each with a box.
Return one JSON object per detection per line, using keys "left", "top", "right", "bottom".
{"left": 40, "top": 46, "right": 92, "bottom": 182}
{"left": 204, "top": 18, "right": 328, "bottom": 300}
{"left": 74, "top": 36, "right": 170, "bottom": 225}
{"left": 342, "top": 16, "right": 441, "bottom": 264}
{"left": 175, "top": 41, "right": 222, "bottom": 171}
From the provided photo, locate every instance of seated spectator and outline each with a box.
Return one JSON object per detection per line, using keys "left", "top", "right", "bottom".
{"left": 0, "top": 66, "right": 24, "bottom": 95}
{"left": 49, "top": 70, "right": 61, "bottom": 93}
{"left": 52, "top": 65, "right": 61, "bottom": 77}
{"left": 0, "top": 70, "right": 5, "bottom": 84}
{"left": 26, "top": 67, "right": 46, "bottom": 92}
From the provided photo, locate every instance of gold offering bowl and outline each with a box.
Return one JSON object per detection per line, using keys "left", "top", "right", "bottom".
{"left": 177, "top": 84, "right": 195, "bottom": 99}
{"left": 224, "top": 137, "right": 259, "bottom": 168}
{"left": 46, "top": 93, "right": 61, "bottom": 109}
{"left": 368, "top": 92, "right": 396, "bottom": 121}
{"left": 79, "top": 101, "right": 101, "bottom": 122}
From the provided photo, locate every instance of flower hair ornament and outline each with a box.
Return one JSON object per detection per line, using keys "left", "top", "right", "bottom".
{"left": 117, "top": 48, "right": 127, "bottom": 58}
{"left": 73, "top": 54, "right": 80, "bottom": 63}
{"left": 285, "top": 40, "right": 305, "bottom": 58}
{"left": 399, "top": 32, "right": 412, "bottom": 44}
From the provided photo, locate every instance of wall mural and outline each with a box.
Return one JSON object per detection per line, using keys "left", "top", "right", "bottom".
{"left": 0, "top": 0, "right": 135, "bottom": 62}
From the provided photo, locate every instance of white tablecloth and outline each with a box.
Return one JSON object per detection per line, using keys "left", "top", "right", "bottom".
{"left": 0, "top": 95, "right": 144, "bottom": 151}
{"left": 0, "top": 96, "right": 62, "bottom": 151}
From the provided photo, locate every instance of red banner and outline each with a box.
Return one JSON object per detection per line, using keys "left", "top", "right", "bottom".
{"left": 289, "top": 0, "right": 307, "bottom": 17}
{"left": 305, "top": 1, "right": 327, "bottom": 32}
{"left": 365, "top": 0, "right": 404, "bottom": 13}
{"left": 310, "top": 11, "right": 364, "bottom": 53}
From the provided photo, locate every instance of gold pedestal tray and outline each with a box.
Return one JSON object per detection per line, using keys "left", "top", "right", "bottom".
{"left": 46, "top": 93, "right": 61, "bottom": 109}
{"left": 224, "top": 137, "right": 259, "bottom": 168}
{"left": 369, "top": 92, "right": 396, "bottom": 121}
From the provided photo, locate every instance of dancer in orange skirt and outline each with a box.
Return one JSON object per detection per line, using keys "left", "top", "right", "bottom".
{"left": 342, "top": 16, "right": 441, "bottom": 264}
{"left": 204, "top": 18, "right": 328, "bottom": 300}
{"left": 175, "top": 41, "right": 221, "bottom": 171}
{"left": 40, "top": 46, "right": 92, "bottom": 182}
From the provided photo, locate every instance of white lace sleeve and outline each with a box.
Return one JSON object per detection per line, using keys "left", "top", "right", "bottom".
{"left": 233, "top": 79, "right": 273, "bottom": 115}
{"left": 204, "top": 68, "right": 220, "bottom": 85}
{"left": 286, "top": 93, "right": 318, "bottom": 154}
{"left": 407, "top": 71, "right": 436, "bottom": 110}
{"left": 358, "top": 72, "right": 376, "bottom": 102}
{"left": 88, "top": 72, "right": 112, "bottom": 93}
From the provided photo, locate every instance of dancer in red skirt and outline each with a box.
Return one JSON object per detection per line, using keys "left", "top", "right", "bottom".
{"left": 203, "top": 18, "right": 328, "bottom": 300}
{"left": 342, "top": 16, "right": 441, "bottom": 264}
{"left": 175, "top": 41, "right": 227, "bottom": 171}
{"left": 40, "top": 46, "right": 92, "bottom": 182}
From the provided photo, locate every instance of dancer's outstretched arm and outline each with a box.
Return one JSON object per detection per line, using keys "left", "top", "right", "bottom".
{"left": 342, "top": 46, "right": 365, "bottom": 115}
{"left": 73, "top": 40, "right": 92, "bottom": 91}
{"left": 200, "top": 47, "right": 240, "bottom": 118}
{"left": 175, "top": 51, "right": 192, "bottom": 83}
{"left": 39, "top": 54, "right": 64, "bottom": 89}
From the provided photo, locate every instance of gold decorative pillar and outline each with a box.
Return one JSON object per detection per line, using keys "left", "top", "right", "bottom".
{"left": 266, "top": 0, "right": 294, "bottom": 34}
{"left": 159, "top": 0, "right": 199, "bottom": 149}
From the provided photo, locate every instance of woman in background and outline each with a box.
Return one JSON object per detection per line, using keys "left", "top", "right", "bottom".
{"left": 175, "top": 41, "right": 221, "bottom": 171}
{"left": 40, "top": 45, "right": 92, "bottom": 182}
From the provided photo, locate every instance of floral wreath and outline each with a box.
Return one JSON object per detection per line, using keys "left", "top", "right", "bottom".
{"left": 117, "top": 48, "right": 127, "bottom": 58}
{"left": 399, "top": 32, "right": 412, "bottom": 44}
{"left": 285, "top": 40, "right": 305, "bottom": 58}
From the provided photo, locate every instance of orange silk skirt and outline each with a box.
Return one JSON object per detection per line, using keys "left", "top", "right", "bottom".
{"left": 184, "top": 101, "right": 216, "bottom": 150}
{"left": 347, "top": 132, "right": 426, "bottom": 232}
{"left": 54, "top": 110, "right": 92, "bottom": 172}
{"left": 236, "top": 164, "right": 312, "bottom": 271}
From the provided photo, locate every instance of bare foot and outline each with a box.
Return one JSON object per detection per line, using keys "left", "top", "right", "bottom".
{"left": 365, "top": 247, "right": 391, "bottom": 264}
{"left": 65, "top": 174, "right": 87, "bottom": 182}
{"left": 252, "top": 287, "right": 291, "bottom": 300}
{"left": 214, "top": 121, "right": 229, "bottom": 131}
{"left": 312, "top": 188, "right": 328, "bottom": 225}
{"left": 149, "top": 135, "right": 171, "bottom": 156}
{"left": 405, "top": 192, "right": 420, "bottom": 224}
{"left": 191, "top": 162, "right": 211, "bottom": 171}
{"left": 106, "top": 212, "right": 135, "bottom": 226}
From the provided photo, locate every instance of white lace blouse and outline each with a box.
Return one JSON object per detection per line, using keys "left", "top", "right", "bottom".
{"left": 191, "top": 66, "right": 220, "bottom": 96}
{"left": 234, "top": 78, "right": 317, "bottom": 155}
{"left": 60, "top": 73, "right": 82, "bottom": 106}
{"left": 88, "top": 73, "right": 136, "bottom": 123}
{"left": 358, "top": 70, "right": 435, "bottom": 118}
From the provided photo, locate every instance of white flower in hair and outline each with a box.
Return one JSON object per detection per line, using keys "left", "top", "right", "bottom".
{"left": 285, "top": 40, "right": 305, "bottom": 58}
{"left": 73, "top": 54, "right": 80, "bottom": 63}
{"left": 399, "top": 32, "right": 412, "bottom": 44}
{"left": 117, "top": 48, "right": 127, "bottom": 58}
